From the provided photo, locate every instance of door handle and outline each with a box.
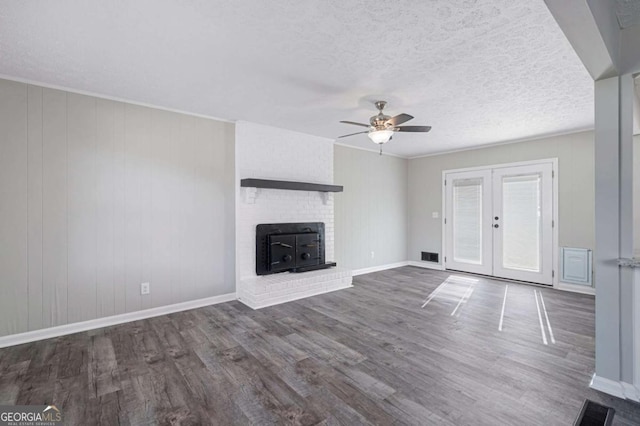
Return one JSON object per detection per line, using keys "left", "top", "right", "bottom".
{"left": 494, "top": 224, "right": 499, "bottom": 228}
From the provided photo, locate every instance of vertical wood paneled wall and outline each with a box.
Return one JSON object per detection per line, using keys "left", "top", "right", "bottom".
{"left": 0, "top": 79, "right": 235, "bottom": 337}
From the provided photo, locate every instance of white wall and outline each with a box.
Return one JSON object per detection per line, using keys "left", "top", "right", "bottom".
{"left": 0, "top": 79, "right": 235, "bottom": 337}
{"left": 408, "top": 131, "right": 595, "bottom": 266}
{"left": 334, "top": 146, "right": 408, "bottom": 271}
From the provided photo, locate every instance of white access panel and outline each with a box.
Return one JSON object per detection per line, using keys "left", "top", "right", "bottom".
{"left": 560, "top": 248, "right": 592, "bottom": 286}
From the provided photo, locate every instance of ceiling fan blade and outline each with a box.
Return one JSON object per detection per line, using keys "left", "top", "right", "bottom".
{"left": 395, "top": 125, "right": 432, "bottom": 133}
{"left": 338, "top": 130, "right": 369, "bottom": 138}
{"left": 339, "top": 120, "right": 371, "bottom": 128}
{"left": 386, "top": 113, "right": 414, "bottom": 126}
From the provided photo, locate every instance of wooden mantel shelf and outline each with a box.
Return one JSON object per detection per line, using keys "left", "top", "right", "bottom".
{"left": 240, "top": 178, "right": 343, "bottom": 193}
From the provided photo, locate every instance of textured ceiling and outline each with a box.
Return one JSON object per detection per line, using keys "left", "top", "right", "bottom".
{"left": 0, "top": 0, "right": 594, "bottom": 157}
{"left": 616, "top": 0, "right": 640, "bottom": 29}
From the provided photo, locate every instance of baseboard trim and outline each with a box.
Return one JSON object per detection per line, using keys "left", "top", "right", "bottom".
{"left": 352, "top": 262, "right": 410, "bottom": 276}
{"left": 589, "top": 374, "right": 630, "bottom": 400}
{"left": 557, "top": 282, "right": 595, "bottom": 295}
{"left": 621, "top": 382, "right": 640, "bottom": 402}
{"left": 0, "top": 292, "right": 237, "bottom": 349}
{"left": 351, "top": 261, "right": 445, "bottom": 276}
{"left": 407, "top": 260, "right": 446, "bottom": 271}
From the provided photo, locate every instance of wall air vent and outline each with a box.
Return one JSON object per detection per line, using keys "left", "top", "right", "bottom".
{"left": 421, "top": 252, "right": 439, "bottom": 263}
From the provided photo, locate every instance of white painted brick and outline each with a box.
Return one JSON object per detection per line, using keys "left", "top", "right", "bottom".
{"left": 236, "top": 121, "right": 350, "bottom": 308}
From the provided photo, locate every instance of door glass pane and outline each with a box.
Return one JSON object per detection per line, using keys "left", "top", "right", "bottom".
{"left": 453, "top": 178, "right": 483, "bottom": 264}
{"left": 502, "top": 174, "right": 541, "bottom": 272}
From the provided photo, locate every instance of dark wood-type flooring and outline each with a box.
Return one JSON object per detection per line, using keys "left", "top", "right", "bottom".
{"left": 1, "top": 266, "right": 639, "bottom": 425}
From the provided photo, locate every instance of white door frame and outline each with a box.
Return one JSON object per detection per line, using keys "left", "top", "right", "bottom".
{"left": 441, "top": 158, "right": 559, "bottom": 288}
{"left": 635, "top": 269, "right": 640, "bottom": 399}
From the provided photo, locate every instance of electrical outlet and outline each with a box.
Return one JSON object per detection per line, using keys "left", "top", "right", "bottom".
{"left": 141, "top": 282, "right": 150, "bottom": 295}
{"left": 371, "top": 251, "right": 375, "bottom": 259}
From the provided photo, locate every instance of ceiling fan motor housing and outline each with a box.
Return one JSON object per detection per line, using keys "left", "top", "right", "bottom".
{"left": 369, "top": 101, "right": 393, "bottom": 130}
{"left": 370, "top": 114, "right": 391, "bottom": 129}
{"left": 371, "top": 100, "right": 391, "bottom": 129}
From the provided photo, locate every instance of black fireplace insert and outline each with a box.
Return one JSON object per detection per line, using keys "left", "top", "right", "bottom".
{"left": 256, "top": 222, "right": 336, "bottom": 275}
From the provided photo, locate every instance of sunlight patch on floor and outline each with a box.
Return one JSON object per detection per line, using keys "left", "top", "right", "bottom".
{"left": 421, "top": 275, "right": 478, "bottom": 313}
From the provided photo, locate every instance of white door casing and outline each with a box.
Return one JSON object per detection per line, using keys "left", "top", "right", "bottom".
{"left": 635, "top": 268, "right": 640, "bottom": 398}
{"left": 444, "top": 160, "right": 555, "bottom": 286}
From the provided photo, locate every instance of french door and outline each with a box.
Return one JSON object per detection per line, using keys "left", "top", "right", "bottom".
{"left": 444, "top": 163, "right": 554, "bottom": 285}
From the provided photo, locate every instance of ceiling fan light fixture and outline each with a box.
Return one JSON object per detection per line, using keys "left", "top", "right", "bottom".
{"left": 368, "top": 129, "right": 394, "bottom": 144}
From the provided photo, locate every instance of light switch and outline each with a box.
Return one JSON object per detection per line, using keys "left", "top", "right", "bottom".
{"left": 432, "top": 212, "right": 439, "bottom": 219}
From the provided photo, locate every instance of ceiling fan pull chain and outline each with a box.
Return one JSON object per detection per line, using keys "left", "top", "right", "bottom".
{"left": 379, "top": 146, "right": 382, "bottom": 156}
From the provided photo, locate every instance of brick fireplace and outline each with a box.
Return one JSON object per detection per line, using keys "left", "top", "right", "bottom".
{"left": 235, "top": 121, "right": 353, "bottom": 309}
